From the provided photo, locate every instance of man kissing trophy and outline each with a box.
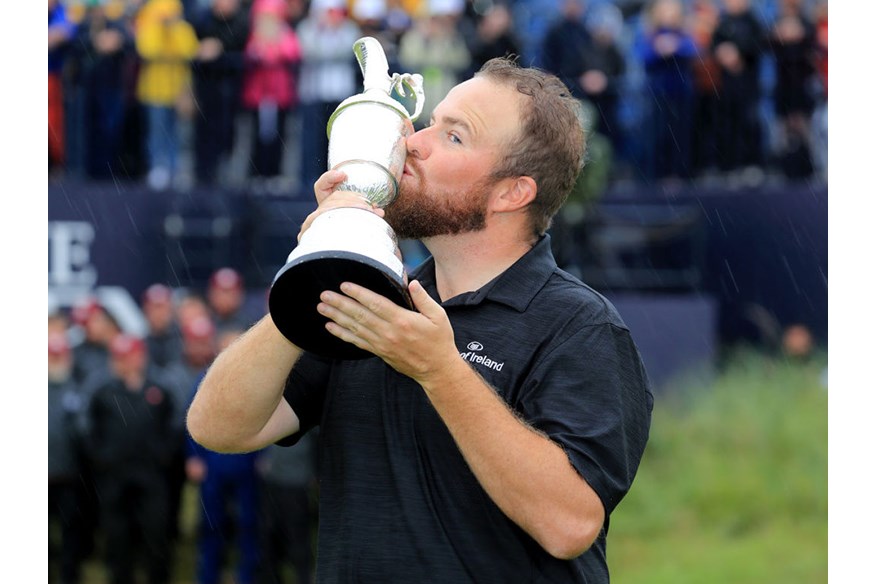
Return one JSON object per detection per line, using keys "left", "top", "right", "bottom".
{"left": 268, "top": 37, "right": 425, "bottom": 360}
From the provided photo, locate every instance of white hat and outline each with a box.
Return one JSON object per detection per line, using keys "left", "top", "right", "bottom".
{"left": 428, "top": 0, "right": 464, "bottom": 16}
{"left": 311, "top": 0, "right": 346, "bottom": 12}
{"left": 353, "top": 0, "right": 387, "bottom": 20}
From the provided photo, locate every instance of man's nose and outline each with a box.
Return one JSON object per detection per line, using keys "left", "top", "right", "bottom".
{"left": 406, "top": 127, "right": 429, "bottom": 159}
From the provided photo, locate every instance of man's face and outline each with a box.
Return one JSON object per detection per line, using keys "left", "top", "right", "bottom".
{"left": 385, "top": 77, "right": 523, "bottom": 240}
{"left": 144, "top": 300, "right": 174, "bottom": 332}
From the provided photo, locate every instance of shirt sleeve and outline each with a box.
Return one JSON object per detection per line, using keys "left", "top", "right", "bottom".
{"left": 276, "top": 352, "right": 332, "bottom": 446}
{"left": 516, "top": 321, "right": 653, "bottom": 516}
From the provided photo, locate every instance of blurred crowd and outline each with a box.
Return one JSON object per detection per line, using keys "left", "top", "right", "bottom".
{"left": 48, "top": 267, "right": 318, "bottom": 584}
{"left": 48, "top": 0, "right": 828, "bottom": 196}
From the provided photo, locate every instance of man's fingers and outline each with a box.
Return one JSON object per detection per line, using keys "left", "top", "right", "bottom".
{"left": 314, "top": 169, "right": 347, "bottom": 203}
{"left": 408, "top": 280, "right": 443, "bottom": 321}
{"left": 335, "top": 283, "right": 395, "bottom": 322}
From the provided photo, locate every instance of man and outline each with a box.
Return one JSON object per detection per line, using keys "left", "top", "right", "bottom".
{"left": 206, "top": 267, "right": 253, "bottom": 334}
{"left": 141, "top": 283, "right": 183, "bottom": 370}
{"left": 86, "top": 334, "right": 177, "bottom": 584}
{"left": 48, "top": 332, "right": 86, "bottom": 584}
{"left": 188, "top": 57, "right": 653, "bottom": 582}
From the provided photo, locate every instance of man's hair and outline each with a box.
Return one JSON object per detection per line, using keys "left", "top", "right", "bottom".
{"left": 476, "top": 57, "right": 586, "bottom": 236}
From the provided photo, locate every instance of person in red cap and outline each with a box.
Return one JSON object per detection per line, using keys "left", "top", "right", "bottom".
{"left": 49, "top": 331, "right": 87, "bottom": 584}
{"left": 157, "top": 313, "right": 219, "bottom": 547}
{"left": 71, "top": 297, "right": 122, "bottom": 391}
{"left": 84, "top": 333, "right": 178, "bottom": 584}
{"left": 183, "top": 320, "right": 262, "bottom": 584}
{"left": 207, "top": 267, "right": 255, "bottom": 334}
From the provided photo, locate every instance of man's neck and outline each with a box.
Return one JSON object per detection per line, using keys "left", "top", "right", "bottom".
{"left": 423, "top": 230, "right": 536, "bottom": 302}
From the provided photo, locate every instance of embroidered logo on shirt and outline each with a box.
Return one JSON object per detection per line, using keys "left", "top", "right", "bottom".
{"left": 460, "top": 341, "right": 505, "bottom": 372}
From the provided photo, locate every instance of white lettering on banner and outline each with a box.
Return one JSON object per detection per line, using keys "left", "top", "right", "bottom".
{"left": 48, "top": 221, "right": 97, "bottom": 287}
{"left": 47, "top": 221, "right": 148, "bottom": 337}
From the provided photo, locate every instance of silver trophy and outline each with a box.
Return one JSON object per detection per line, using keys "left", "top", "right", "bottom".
{"left": 268, "top": 37, "right": 425, "bottom": 359}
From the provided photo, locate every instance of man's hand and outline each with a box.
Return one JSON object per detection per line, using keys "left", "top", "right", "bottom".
{"left": 317, "top": 280, "right": 459, "bottom": 382}
{"left": 297, "top": 170, "right": 385, "bottom": 242}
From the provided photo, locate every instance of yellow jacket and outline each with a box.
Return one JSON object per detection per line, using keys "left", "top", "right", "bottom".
{"left": 134, "top": 0, "right": 199, "bottom": 106}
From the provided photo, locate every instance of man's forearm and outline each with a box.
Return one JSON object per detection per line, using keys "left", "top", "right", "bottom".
{"left": 187, "top": 314, "right": 302, "bottom": 453}
{"left": 418, "top": 358, "right": 606, "bottom": 560}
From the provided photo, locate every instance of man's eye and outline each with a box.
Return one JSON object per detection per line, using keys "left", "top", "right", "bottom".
{"left": 449, "top": 133, "right": 462, "bottom": 145}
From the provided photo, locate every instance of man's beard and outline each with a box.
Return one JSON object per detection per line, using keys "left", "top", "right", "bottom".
{"left": 385, "top": 174, "right": 491, "bottom": 240}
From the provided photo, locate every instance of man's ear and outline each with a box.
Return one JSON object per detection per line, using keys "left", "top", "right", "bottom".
{"left": 495, "top": 176, "right": 537, "bottom": 212}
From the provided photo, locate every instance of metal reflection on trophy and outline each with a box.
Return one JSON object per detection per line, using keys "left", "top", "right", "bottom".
{"left": 268, "top": 36, "right": 425, "bottom": 360}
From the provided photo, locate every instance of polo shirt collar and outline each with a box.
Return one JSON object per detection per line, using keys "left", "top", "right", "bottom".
{"left": 410, "top": 234, "right": 557, "bottom": 312}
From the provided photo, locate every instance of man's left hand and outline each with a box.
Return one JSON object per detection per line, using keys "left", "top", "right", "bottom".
{"left": 317, "top": 280, "right": 460, "bottom": 382}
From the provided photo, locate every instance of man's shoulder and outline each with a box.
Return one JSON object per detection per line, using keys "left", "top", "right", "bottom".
{"left": 538, "top": 267, "right": 628, "bottom": 330}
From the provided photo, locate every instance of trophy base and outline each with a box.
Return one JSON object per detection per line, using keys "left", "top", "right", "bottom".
{"left": 269, "top": 250, "right": 412, "bottom": 360}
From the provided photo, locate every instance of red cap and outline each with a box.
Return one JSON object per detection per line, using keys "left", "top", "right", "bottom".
{"left": 142, "top": 283, "right": 173, "bottom": 306}
{"left": 209, "top": 268, "right": 243, "bottom": 291}
{"left": 109, "top": 334, "right": 146, "bottom": 358}
{"left": 182, "top": 315, "right": 216, "bottom": 341}
{"left": 71, "top": 297, "right": 102, "bottom": 326}
{"left": 48, "top": 333, "right": 70, "bottom": 356}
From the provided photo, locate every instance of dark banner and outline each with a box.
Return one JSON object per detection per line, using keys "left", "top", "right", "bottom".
{"left": 49, "top": 179, "right": 827, "bottom": 386}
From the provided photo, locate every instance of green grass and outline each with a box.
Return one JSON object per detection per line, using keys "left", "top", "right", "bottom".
{"left": 608, "top": 349, "right": 828, "bottom": 584}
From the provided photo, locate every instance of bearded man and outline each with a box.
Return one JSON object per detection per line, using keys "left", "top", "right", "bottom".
{"left": 188, "top": 57, "right": 653, "bottom": 583}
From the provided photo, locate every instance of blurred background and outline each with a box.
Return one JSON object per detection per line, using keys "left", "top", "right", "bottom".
{"left": 47, "top": 0, "right": 827, "bottom": 582}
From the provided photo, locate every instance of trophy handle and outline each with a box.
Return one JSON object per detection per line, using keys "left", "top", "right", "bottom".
{"left": 353, "top": 36, "right": 426, "bottom": 124}
{"left": 391, "top": 73, "right": 425, "bottom": 123}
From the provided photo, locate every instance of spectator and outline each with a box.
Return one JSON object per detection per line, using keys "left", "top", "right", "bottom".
{"left": 255, "top": 431, "right": 318, "bottom": 584}
{"left": 70, "top": 0, "right": 137, "bottom": 180}
{"left": 711, "top": 0, "right": 767, "bottom": 178}
{"left": 176, "top": 290, "right": 213, "bottom": 332}
{"left": 352, "top": 0, "right": 402, "bottom": 73}
{"left": 241, "top": 0, "right": 302, "bottom": 182}
{"left": 632, "top": 0, "right": 697, "bottom": 180}
{"left": 461, "top": 1, "right": 522, "bottom": 79}
{"left": 540, "top": 0, "right": 592, "bottom": 101}
{"left": 687, "top": 0, "right": 722, "bottom": 177}
{"left": 70, "top": 297, "right": 120, "bottom": 392}
{"left": 398, "top": 0, "right": 472, "bottom": 129}
{"left": 580, "top": 3, "right": 627, "bottom": 156}
{"left": 67, "top": 297, "right": 122, "bottom": 569}
{"left": 48, "top": 332, "right": 87, "bottom": 584}
{"left": 190, "top": 0, "right": 250, "bottom": 186}
{"left": 185, "top": 326, "right": 262, "bottom": 584}
{"left": 142, "top": 283, "right": 184, "bottom": 370}
{"left": 49, "top": 0, "right": 78, "bottom": 173}
{"left": 810, "top": 0, "right": 827, "bottom": 180}
{"left": 207, "top": 267, "right": 254, "bottom": 333}
{"left": 134, "top": 0, "right": 200, "bottom": 191}
{"left": 296, "top": 0, "right": 362, "bottom": 190}
{"left": 156, "top": 314, "right": 219, "bottom": 545}
{"left": 84, "top": 334, "right": 178, "bottom": 584}
{"left": 768, "top": 0, "right": 817, "bottom": 179}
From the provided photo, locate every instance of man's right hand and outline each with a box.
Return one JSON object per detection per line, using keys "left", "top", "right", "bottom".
{"left": 297, "top": 170, "right": 385, "bottom": 242}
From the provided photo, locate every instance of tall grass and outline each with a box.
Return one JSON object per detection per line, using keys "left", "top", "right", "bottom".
{"left": 608, "top": 349, "right": 828, "bottom": 584}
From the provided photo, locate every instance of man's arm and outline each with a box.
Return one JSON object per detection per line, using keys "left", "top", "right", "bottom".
{"left": 186, "top": 314, "right": 302, "bottom": 453}
{"left": 421, "top": 353, "right": 606, "bottom": 559}
{"left": 187, "top": 169, "right": 379, "bottom": 453}
{"left": 317, "top": 280, "right": 606, "bottom": 558}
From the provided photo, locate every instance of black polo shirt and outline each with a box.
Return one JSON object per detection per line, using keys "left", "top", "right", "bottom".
{"left": 281, "top": 235, "right": 653, "bottom": 583}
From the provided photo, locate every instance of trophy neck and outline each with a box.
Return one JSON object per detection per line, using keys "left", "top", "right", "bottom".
{"left": 326, "top": 95, "right": 411, "bottom": 138}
